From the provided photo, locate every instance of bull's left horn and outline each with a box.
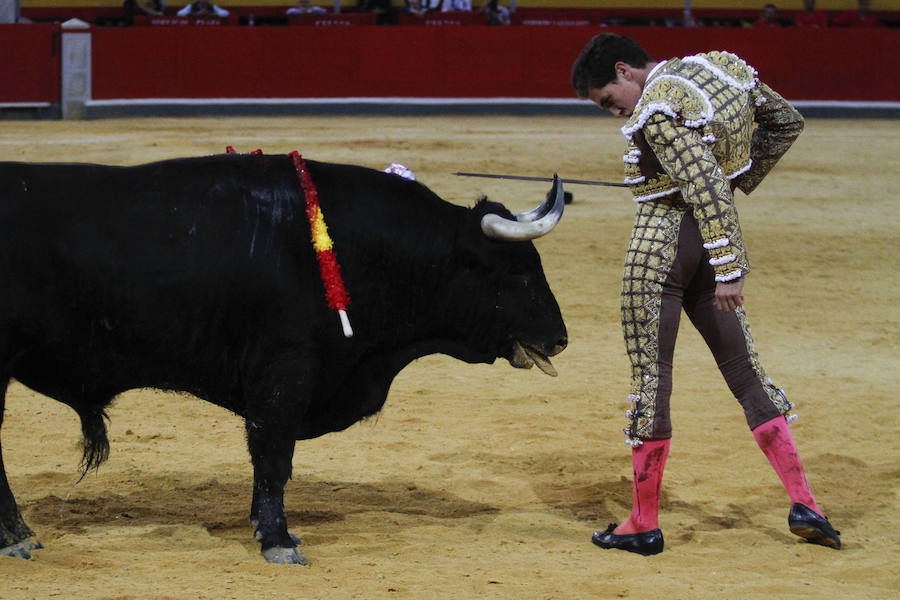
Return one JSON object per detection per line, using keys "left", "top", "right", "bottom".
{"left": 481, "top": 174, "right": 565, "bottom": 242}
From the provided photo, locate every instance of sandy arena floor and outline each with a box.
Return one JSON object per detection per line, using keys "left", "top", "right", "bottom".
{"left": 0, "top": 115, "right": 897, "bottom": 599}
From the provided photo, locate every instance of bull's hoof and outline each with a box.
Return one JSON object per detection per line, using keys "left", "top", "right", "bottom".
{"left": 262, "top": 545, "right": 309, "bottom": 565}
{"left": 251, "top": 520, "right": 301, "bottom": 546}
{"left": 0, "top": 538, "right": 43, "bottom": 559}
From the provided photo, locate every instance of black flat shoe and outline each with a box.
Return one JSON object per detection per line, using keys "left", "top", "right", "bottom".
{"left": 592, "top": 524, "right": 664, "bottom": 556}
{"left": 789, "top": 503, "right": 841, "bottom": 549}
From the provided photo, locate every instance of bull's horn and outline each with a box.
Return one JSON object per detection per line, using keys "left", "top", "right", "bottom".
{"left": 481, "top": 173, "right": 566, "bottom": 242}
{"left": 481, "top": 174, "right": 565, "bottom": 241}
{"left": 514, "top": 174, "right": 563, "bottom": 223}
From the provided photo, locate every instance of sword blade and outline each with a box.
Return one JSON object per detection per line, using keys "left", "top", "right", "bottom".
{"left": 453, "top": 171, "right": 626, "bottom": 188}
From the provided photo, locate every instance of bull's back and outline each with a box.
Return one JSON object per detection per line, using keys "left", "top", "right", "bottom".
{"left": 2, "top": 160, "right": 239, "bottom": 307}
{"left": 0, "top": 157, "right": 308, "bottom": 398}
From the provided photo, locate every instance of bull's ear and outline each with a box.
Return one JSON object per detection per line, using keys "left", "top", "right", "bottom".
{"left": 455, "top": 203, "right": 508, "bottom": 270}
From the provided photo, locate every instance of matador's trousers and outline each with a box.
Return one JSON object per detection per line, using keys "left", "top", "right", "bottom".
{"left": 621, "top": 199, "right": 793, "bottom": 443}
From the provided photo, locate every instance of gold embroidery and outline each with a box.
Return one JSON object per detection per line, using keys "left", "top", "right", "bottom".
{"left": 617, "top": 51, "right": 802, "bottom": 440}
{"left": 621, "top": 51, "right": 774, "bottom": 281}
{"left": 621, "top": 201, "right": 684, "bottom": 441}
{"left": 737, "top": 82, "right": 804, "bottom": 194}
{"left": 735, "top": 308, "right": 794, "bottom": 415}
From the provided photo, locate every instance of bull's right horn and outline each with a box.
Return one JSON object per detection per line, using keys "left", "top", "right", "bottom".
{"left": 480, "top": 174, "right": 565, "bottom": 242}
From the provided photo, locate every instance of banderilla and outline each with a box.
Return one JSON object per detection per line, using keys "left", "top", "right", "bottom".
{"left": 453, "top": 172, "right": 626, "bottom": 188}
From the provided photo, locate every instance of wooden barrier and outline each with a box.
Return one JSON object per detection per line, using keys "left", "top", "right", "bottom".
{"left": 2, "top": 23, "right": 898, "bottom": 106}
{"left": 288, "top": 13, "right": 377, "bottom": 25}
{"left": 133, "top": 15, "right": 237, "bottom": 25}
{"left": 88, "top": 25, "right": 900, "bottom": 102}
{"left": 396, "top": 10, "right": 484, "bottom": 25}
{"left": 0, "top": 24, "right": 60, "bottom": 104}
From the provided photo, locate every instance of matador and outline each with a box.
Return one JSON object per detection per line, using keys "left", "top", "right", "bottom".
{"left": 570, "top": 34, "right": 841, "bottom": 555}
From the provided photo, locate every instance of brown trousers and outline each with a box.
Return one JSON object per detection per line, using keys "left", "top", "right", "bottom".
{"left": 621, "top": 201, "right": 791, "bottom": 442}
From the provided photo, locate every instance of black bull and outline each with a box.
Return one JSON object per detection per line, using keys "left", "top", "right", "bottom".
{"left": 0, "top": 154, "right": 567, "bottom": 564}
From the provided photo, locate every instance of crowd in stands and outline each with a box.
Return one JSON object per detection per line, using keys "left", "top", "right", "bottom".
{"left": 122, "top": 0, "right": 164, "bottom": 17}
{"left": 4, "top": 0, "right": 895, "bottom": 28}
{"left": 600, "top": 0, "right": 888, "bottom": 28}
{"left": 287, "top": 0, "right": 325, "bottom": 15}
{"left": 749, "top": 0, "right": 884, "bottom": 28}
{"left": 177, "top": 0, "right": 230, "bottom": 17}
{"left": 388, "top": 0, "right": 889, "bottom": 28}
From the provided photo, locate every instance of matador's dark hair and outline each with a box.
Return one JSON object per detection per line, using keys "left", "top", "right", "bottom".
{"left": 571, "top": 34, "right": 654, "bottom": 99}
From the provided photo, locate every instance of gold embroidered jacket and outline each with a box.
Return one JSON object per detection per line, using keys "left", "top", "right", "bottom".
{"left": 621, "top": 51, "right": 804, "bottom": 281}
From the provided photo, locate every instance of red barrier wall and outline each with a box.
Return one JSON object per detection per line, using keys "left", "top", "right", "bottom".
{"left": 0, "top": 24, "right": 60, "bottom": 103}
{"left": 89, "top": 26, "right": 899, "bottom": 102}
{"left": 2, "top": 24, "right": 899, "bottom": 105}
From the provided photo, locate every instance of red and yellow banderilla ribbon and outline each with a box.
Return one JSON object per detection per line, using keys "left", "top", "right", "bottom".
{"left": 289, "top": 151, "right": 353, "bottom": 338}
{"left": 226, "top": 146, "right": 352, "bottom": 338}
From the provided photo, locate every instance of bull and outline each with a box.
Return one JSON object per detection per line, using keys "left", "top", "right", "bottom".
{"left": 0, "top": 153, "right": 567, "bottom": 564}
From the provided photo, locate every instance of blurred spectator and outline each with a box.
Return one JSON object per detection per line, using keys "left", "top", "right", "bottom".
{"left": 403, "top": 0, "right": 428, "bottom": 18}
{"left": 482, "top": 0, "right": 508, "bottom": 25}
{"left": 357, "top": 0, "right": 390, "bottom": 13}
{"left": 357, "top": 0, "right": 395, "bottom": 24}
{"left": 0, "top": 0, "right": 31, "bottom": 22}
{"left": 441, "top": 0, "right": 471, "bottom": 11}
{"left": 177, "top": 0, "right": 229, "bottom": 17}
{"left": 832, "top": 0, "right": 883, "bottom": 27}
{"left": 752, "top": 3, "right": 781, "bottom": 27}
{"left": 287, "top": 0, "right": 325, "bottom": 14}
{"left": 0, "top": 0, "right": 12, "bottom": 22}
{"left": 124, "top": 0, "right": 165, "bottom": 16}
{"left": 793, "top": 0, "right": 828, "bottom": 27}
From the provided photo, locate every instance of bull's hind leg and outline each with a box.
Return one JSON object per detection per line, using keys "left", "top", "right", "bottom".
{"left": 0, "top": 378, "right": 42, "bottom": 558}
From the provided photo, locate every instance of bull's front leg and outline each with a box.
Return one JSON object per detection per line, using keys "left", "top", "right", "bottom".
{"left": 246, "top": 423, "right": 307, "bottom": 565}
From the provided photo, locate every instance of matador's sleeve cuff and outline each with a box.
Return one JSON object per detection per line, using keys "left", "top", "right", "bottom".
{"left": 703, "top": 234, "right": 749, "bottom": 281}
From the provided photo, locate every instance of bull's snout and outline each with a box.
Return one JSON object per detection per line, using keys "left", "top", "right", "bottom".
{"left": 509, "top": 333, "right": 567, "bottom": 377}
{"left": 549, "top": 335, "right": 568, "bottom": 356}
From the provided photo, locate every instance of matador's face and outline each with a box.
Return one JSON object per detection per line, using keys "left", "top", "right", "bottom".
{"left": 587, "top": 72, "right": 643, "bottom": 118}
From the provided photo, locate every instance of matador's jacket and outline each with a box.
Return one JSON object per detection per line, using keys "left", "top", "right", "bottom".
{"left": 619, "top": 51, "right": 804, "bottom": 444}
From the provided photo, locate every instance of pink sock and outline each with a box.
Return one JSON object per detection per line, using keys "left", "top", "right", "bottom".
{"left": 753, "top": 416, "right": 820, "bottom": 514}
{"left": 615, "top": 438, "right": 670, "bottom": 535}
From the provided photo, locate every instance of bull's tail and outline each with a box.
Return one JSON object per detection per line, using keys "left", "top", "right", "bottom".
{"left": 78, "top": 408, "right": 110, "bottom": 478}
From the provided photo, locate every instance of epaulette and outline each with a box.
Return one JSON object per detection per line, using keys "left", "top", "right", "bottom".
{"left": 622, "top": 52, "right": 761, "bottom": 141}
{"left": 683, "top": 51, "right": 758, "bottom": 91}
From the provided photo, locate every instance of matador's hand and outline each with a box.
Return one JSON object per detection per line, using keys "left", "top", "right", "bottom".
{"left": 714, "top": 278, "right": 745, "bottom": 311}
